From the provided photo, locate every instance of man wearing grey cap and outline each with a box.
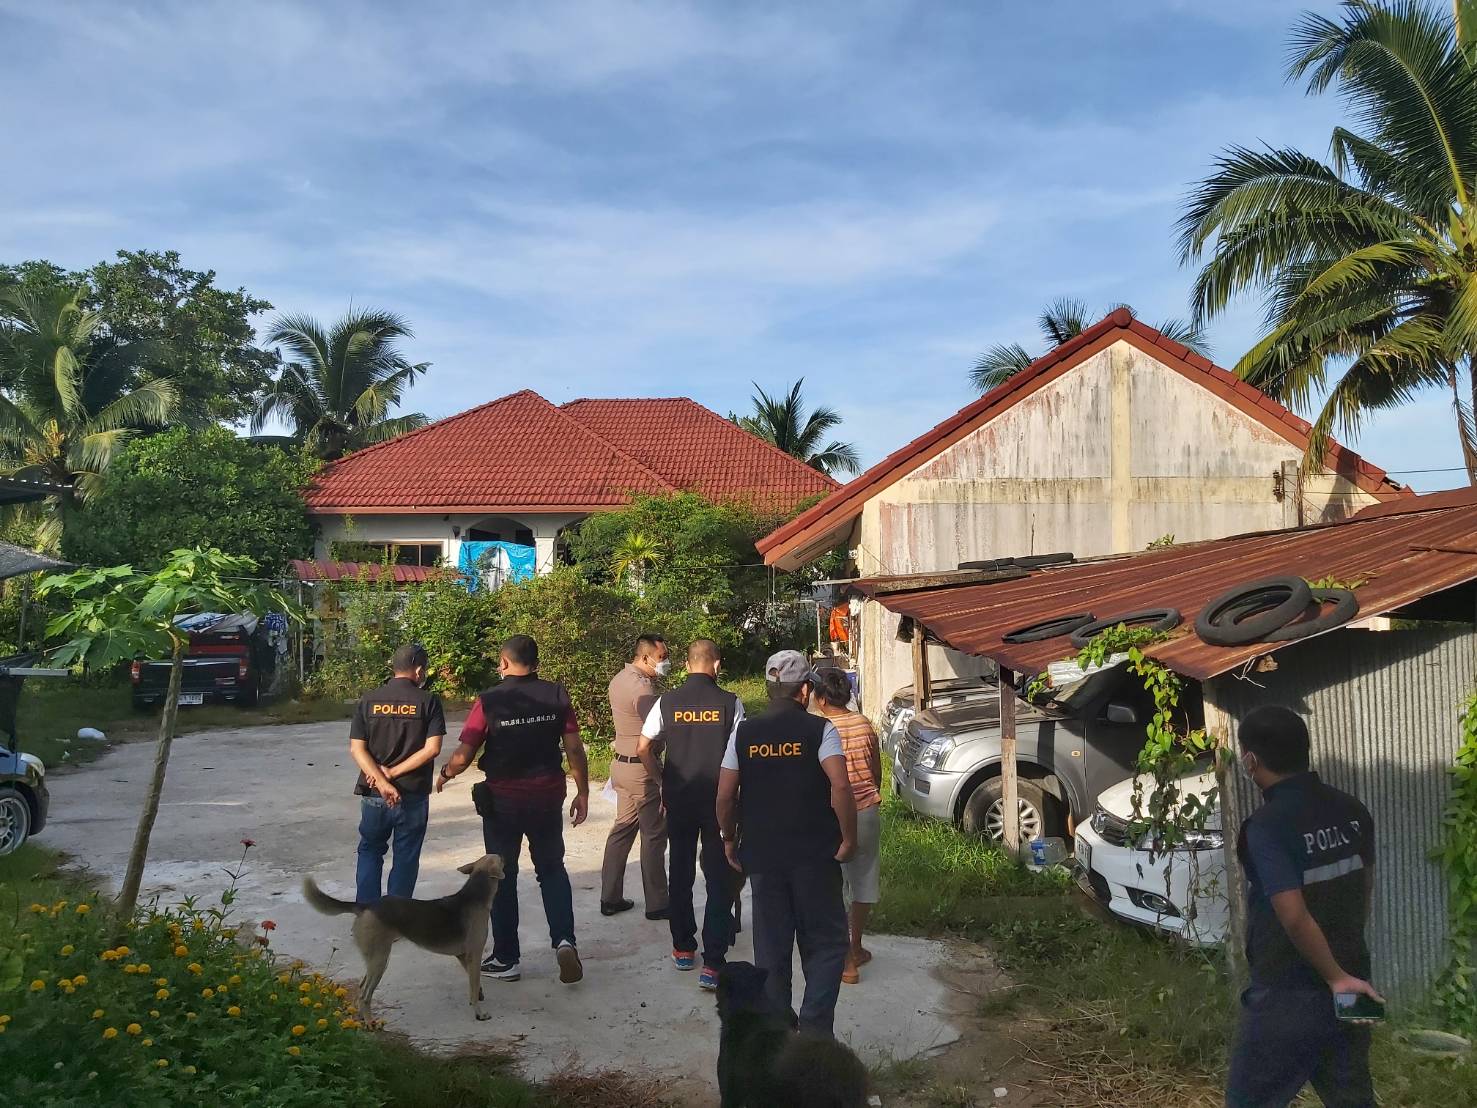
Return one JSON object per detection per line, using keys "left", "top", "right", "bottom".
{"left": 716, "top": 649, "right": 857, "bottom": 1037}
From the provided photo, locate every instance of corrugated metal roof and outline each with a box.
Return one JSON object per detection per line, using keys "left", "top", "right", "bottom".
{"left": 290, "top": 560, "right": 439, "bottom": 584}
{"left": 850, "top": 488, "right": 1477, "bottom": 681}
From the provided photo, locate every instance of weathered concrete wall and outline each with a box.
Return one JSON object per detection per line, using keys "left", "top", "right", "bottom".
{"left": 856, "top": 340, "right": 1384, "bottom": 718}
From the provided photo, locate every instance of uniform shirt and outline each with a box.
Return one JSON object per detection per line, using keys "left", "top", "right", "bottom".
{"left": 459, "top": 674, "right": 578, "bottom": 805}
{"left": 641, "top": 673, "right": 744, "bottom": 815}
{"left": 722, "top": 702, "right": 844, "bottom": 872}
{"left": 608, "top": 663, "right": 659, "bottom": 757}
{"left": 1238, "top": 771, "right": 1375, "bottom": 991}
{"left": 349, "top": 676, "right": 446, "bottom": 797}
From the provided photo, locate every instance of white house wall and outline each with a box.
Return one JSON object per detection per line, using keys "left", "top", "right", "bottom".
{"left": 313, "top": 512, "right": 584, "bottom": 574}
{"left": 855, "top": 339, "right": 1385, "bottom": 718}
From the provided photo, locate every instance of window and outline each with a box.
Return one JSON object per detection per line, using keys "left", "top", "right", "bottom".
{"left": 330, "top": 541, "right": 443, "bottom": 567}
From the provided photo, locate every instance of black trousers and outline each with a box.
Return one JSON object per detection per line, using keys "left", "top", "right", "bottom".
{"left": 1225, "top": 985, "right": 1374, "bottom": 1108}
{"left": 667, "top": 805, "right": 734, "bottom": 968}
{"left": 480, "top": 798, "right": 576, "bottom": 966}
{"left": 749, "top": 860, "right": 849, "bottom": 1037}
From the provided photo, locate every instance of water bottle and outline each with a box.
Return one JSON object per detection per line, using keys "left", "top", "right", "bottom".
{"left": 1029, "top": 837, "right": 1067, "bottom": 867}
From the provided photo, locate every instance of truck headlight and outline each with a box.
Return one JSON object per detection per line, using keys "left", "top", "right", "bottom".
{"left": 915, "top": 736, "right": 954, "bottom": 769}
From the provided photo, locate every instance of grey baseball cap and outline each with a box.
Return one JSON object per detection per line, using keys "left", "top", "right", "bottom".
{"left": 765, "top": 649, "right": 815, "bottom": 684}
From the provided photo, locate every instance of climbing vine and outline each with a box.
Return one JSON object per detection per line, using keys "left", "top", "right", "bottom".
{"left": 1434, "top": 692, "right": 1477, "bottom": 1034}
{"left": 1124, "top": 647, "right": 1218, "bottom": 859}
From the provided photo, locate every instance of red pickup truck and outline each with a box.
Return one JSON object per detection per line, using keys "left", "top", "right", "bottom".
{"left": 131, "top": 613, "right": 266, "bottom": 710}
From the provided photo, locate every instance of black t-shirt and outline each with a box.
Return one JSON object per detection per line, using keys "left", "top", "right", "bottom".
{"left": 1238, "top": 772, "right": 1375, "bottom": 990}
{"left": 349, "top": 676, "right": 447, "bottom": 797}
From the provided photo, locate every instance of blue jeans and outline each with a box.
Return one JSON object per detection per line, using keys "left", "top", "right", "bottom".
{"left": 356, "top": 793, "right": 430, "bottom": 904}
{"left": 481, "top": 798, "right": 576, "bottom": 965}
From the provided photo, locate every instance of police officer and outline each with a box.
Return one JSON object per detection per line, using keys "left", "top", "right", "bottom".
{"left": 437, "top": 634, "right": 590, "bottom": 986}
{"left": 347, "top": 643, "right": 446, "bottom": 904}
{"left": 716, "top": 650, "right": 857, "bottom": 1037}
{"left": 1226, "top": 705, "right": 1381, "bottom": 1108}
{"left": 637, "top": 638, "right": 744, "bottom": 989}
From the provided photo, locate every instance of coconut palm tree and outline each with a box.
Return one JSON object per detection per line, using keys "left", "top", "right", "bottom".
{"left": 252, "top": 308, "right": 430, "bottom": 461}
{"left": 0, "top": 285, "right": 179, "bottom": 547}
{"left": 734, "top": 379, "right": 860, "bottom": 477}
{"left": 1180, "top": 0, "right": 1477, "bottom": 482}
{"left": 971, "top": 297, "right": 1210, "bottom": 392}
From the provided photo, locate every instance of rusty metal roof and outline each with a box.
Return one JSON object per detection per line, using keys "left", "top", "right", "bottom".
{"left": 851, "top": 489, "right": 1477, "bottom": 681}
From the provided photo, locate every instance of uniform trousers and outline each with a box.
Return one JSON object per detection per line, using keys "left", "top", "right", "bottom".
{"left": 749, "top": 859, "right": 849, "bottom": 1037}
{"left": 666, "top": 802, "right": 733, "bottom": 967}
{"left": 600, "top": 757, "right": 669, "bottom": 909}
{"left": 1225, "top": 985, "right": 1374, "bottom": 1107}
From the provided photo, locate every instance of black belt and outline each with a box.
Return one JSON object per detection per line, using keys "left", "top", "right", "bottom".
{"left": 614, "top": 754, "right": 642, "bottom": 763}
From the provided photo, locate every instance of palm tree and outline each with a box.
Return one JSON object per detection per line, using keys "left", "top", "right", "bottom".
{"left": 734, "top": 379, "right": 860, "bottom": 476}
{"left": 1180, "top": 0, "right": 1477, "bottom": 482}
{"left": 611, "top": 530, "right": 663, "bottom": 593}
{"left": 0, "top": 285, "right": 179, "bottom": 547}
{"left": 971, "top": 297, "right": 1210, "bottom": 392}
{"left": 252, "top": 308, "right": 430, "bottom": 461}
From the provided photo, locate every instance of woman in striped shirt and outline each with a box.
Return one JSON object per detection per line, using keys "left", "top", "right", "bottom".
{"left": 813, "top": 668, "right": 882, "bottom": 984}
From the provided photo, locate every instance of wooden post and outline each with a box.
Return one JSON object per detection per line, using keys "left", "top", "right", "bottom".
{"left": 999, "top": 667, "right": 1020, "bottom": 858}
{"left": 1206, "top": 694, "right": 1248, "bottom": 994}
{"left": 911, "top": 621, "right": 927, "bottom": 711}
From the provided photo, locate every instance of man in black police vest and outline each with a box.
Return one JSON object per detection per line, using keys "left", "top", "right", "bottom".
{"left": 438, "top": 635, "right": 590, "bottom": 986}
{"left": 1226, "top": 705, "right": 1381, "bottom": 1108}
{"left": 717, "top": 649, "right": 856, "bottom": 1037}
{"left": 637, "top": 638, "right": 744, "bottom": 989}
{"left": 347, "top": 643, "right": 446, "bottom": 904}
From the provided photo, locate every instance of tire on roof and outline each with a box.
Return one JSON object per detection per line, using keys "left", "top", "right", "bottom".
{"left": 1068, "top": 608, "right": 1183, "bottom": 649}
{"left": 1261, "top": 588, "right": 1360, "bottom": 643}
{"left": 1002, "top": 613, "right": 1095, "bottom": 644}
{"left": 1195, "top": 577, "right": 1313, "bottom": 647}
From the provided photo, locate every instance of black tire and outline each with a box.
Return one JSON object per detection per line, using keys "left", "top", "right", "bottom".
{"left": 1003, "top": 613, "right": 1095, "bottom": 644}
{"left": 960, "top": 776, "right": 1063, "bottom": 842}
{"left": 1195, "top": 576, "right": 1313, "bottom": 647}
{"left": 242, "top": 681, "right": 260, "bottom": 708}
{"left": 1262, "top": 588, "right": 1360, "bottom": 643}
{"left": 0, "top": 785, "right": 32, "bottom": 857}
{"left": 1068, "top": 608, "right": 1183, "bottom": 648}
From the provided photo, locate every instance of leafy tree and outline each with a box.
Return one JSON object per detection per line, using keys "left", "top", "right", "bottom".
{"left": 0, "top": 250, "right": 277, "bottom": 424}
{"left": 37, "top": 549, "right": 296, "bottom": 916}
{"left": 0, "top": 285, "right": 179, "bottom": 547}
{"left": 971, "top": 297, "right": 1210, "bottom": 391}
{"left": 733, "top": 379, "right": 860, "bottom": 476}
{"left": 1180, "top": 0, "right": 1477, "bottom": 481}
{"left": 61, "top": 426, "right": 316, "bottom": 576}
{"left": 252, "top": 309, "right": 430, "bottom": 460}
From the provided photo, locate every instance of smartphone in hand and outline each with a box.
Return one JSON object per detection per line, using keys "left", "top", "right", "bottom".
{"left": 1334, "top": 992, "right": 1385, "bottom": 1022}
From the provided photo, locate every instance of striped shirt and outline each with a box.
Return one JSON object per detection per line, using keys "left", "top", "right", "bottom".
{"left": 829, "top": 710, "right": 881, "bottom": 811}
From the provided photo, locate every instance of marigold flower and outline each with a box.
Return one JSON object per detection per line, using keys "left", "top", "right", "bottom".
{"left": 183, "top": 1065, "right": 197, "bottom": 1075}
{"left": 300, "top": 997, "right": 312, "bottom": 1007}
{"left": 1, "top": 1015, "right": 13, "bottom": 1025}
{"left": 115, "top": 946, "right": 130, "bottom": 957}
{"left": 125, "top": 1023, "right": 141, "bottom": 1036}
{"left": 315, "top": 1018, "right": 328, "bottom": 1029}
{"left": 269, "top": 993, "right": 278, "bottom": 1001}
{"left": 299, "top": 982, "right": 311, "bottom": 993}
{"left": 28, "top": 980, "right": 44, "bottom": 992}
{"left": 137, "top": 964, "right": 151, "bottom": 974}
{"left": 228, "top": 974, "right": 241, "bottom": 986}
{"left": 202, "top": 988, "right": 214, "bottom": 999}
{"left": 340, "top": 1018, "right": 359, "bottom": 1030}
{"left": 72, "top": 974, "right": 88, "bottom": 986}
{"left": 142, "top": 1038, "right": 153, "bottom": 1047}
{"left": 149, "top": 1010, "right": 160, "bottom": 1018}
{"left": 75, "top": 904, "right": 91, "bottom": 915}
{"left": 291, "top": 1024, "right": 306, "bottom": 1036}
{"left": 123, "top": 965, "right": 138, "bottom": 975}
{"left": 227, "top": 1005, "right": 241, "bottom": 1018}
{"left": 58, "top": 978, "right": 73, "bottom": 988}
{"left": 102, "top": 1027, "right": 118, "bottom": 1040}
{"left": 28, "top": 903, "right": 45, "bottom": 913}
{"left": 334, "top": 987, "right": 348, "bottom": 998}
{"left": 188, "top": 963, "right": 203, "bottom": 975}
{"left": 287, "top": 1045, "right": 301, "bottom": 1057}
{"left": 155, "top": 1059, "right": 168, "bottom": 1069}
{"left": 60, "top": 944, "right": 74, "bottom": 956}
{"left": 155, "top": 977, "right": 168, "bottom": 987}
{"left": 186, "top": 1012, "right": 197, "bottom": 1020}
{"left": 91, "top": 1009, "right": 104, "bottom": 1019}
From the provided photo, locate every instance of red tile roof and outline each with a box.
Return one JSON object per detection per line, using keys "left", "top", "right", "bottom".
{"left": 758, "top": 309, "right": 1411, "bottom": 570}
{"left": 290, "top": 559, "right": 440, "bottom": 584}
{"left": 304, "top": 390, "right": 835, "bottom": 514}
{"left": 851, "top": 487, "right": 1477, "bottom": 681}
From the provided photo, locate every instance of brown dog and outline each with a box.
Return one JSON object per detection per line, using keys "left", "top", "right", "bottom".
{"left": 303, "top": 854, "right": 505, "bottom": 1022}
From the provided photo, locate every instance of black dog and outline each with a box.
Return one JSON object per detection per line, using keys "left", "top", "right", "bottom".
{"left": 715, "top": 961, "right": 869, "bottom": 1108}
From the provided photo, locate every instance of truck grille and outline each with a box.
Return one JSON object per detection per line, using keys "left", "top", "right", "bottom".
{"left": 1090, "top": 806, "right": 1131, "bottom": 848}
{"left": 898, "top": 731, "right": 925, "bottom": 772}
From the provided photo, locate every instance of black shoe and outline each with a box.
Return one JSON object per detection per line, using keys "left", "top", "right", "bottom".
{"left": 601, "top": 899, "right": 635, "bottom": 917}
{"left": 645, "top": 907, "right": 670, "bottom": 921}
{"left": 480, "top": 955, "right": 521, "bottom": 981}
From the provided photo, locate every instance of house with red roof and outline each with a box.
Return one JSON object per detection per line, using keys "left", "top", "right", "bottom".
{"left": 305, "top": 390, "right": 836, "bottom": 573}
{"left": 756, "top": 310, "right": 1410, "bottom": 717}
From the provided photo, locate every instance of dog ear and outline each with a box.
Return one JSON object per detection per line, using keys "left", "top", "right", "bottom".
{"left": 485, "top": 855, "right": 505, "bottom": 878}
{"left": 457, "top": 861, "right": 475, "bottom": 875}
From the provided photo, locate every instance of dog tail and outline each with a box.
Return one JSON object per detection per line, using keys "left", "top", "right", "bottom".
{"left": 302, "top": 877, "right": 360, "bottom": 917}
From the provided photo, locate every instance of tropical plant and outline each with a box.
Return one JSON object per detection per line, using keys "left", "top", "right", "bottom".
{"left": 1180, "top": 0, "right": 1477, "bottom": 482}
{"left": 0, "top": 285, "right": 179, "bottom": 547}
{"left": 37, "top": 549, "right": 297, "bottom": 917}
{"left": 733, "top": 378, "right": 859, "bottom": 476}
{"left": 251, "top": 309, "right": 429, "bottom": 461}
{"left": 971, "top": 297, "right": 1210, "bottom": 391}
{"left": 610, "top": 530, "right": 663, "bottom": 591}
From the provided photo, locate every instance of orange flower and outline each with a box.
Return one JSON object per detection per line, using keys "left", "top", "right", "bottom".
{"left": 227, "top": 1006, "right": 242, "bottom": 1018}
{"left": 291, "top": 1024, "right": 306, "bottom": 1036}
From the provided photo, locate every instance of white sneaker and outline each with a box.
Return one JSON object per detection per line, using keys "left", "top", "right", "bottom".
{"left": 480, "top": 955, "right": 520, "bottom": 981}
{"left": 556, "top": 941, "right": 583, "bottom": 985}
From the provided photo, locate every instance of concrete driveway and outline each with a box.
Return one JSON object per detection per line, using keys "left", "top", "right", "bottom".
{"left": 40, "top": 719, "right": 963, "bottom": 1102}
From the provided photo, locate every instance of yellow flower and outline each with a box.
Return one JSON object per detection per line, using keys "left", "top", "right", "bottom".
{"left": 227, "top": 1005, "right": 242, "bottom": 1018}
{"left": 313, "top": 1002, "right": 323, "bottom": 1010}
{"left": 299, "top": 982, "right": 311, "bottom": 993}
{"left": 149, "top": 1010, "right": 160, "bottom": 1018}
{"left": 187, "top": 963, "right": 203, "bottom": 975}
{"left": 0, "top": 1015, "right": 12, "bottom": 1025}
{"left": 28, "top": 980, "right": 44, "bottom": 992}
{"left": 277, "top": 972, "right": 291, "bottom": 985}
{"left": 155, "top": 977, "right": 168, "bottom": 987}
{"left": 291, "top": 1024, "right": 306, "bottom": 1036}
{"left": 183, "top": 1065, "right": 197, "bottom": 1075}
{"left": 123, "top": 965, "right": 139, "bottom": 975}
{"left": 334, "top": 987, "right": 348, "bottom": 998}
{"left": 173, "top": 945, "right": 189, "bottom": 957}
{"left": 156, "top": 989, "right": 170, "bottom": 1001}
{"left": 340, "top": 1018, "right": 359, "bottom": 1030}
{"left": 269, "top": 993, "right": 278, "bottom": 1001}
{"left": 217, "top": 985, "right": 228, "bottom": 995}
{"left": 287, "top": 1045, "right": 301, "bottom": 1057}
{"left": 76, "top": 904, "right": 91, "bottom": 915}
{"left": 71, "top": 974, "right": 88, "bottom": 986}
{"left": 142, "top": 1037, "right": 153, "bottom": 1047}
{"left": 137, "top": 964, "right": 151, "bottom": 974}
{"left": 125, "top": 1023, "right": 141, "bottom": 1036}
{"left": 315, "top": 1018, "right": 328, "bottom": 1029}
{"left": 99, "top": 951, "right": 116, "bottom": 962}
{"left": 115, "top": 946, "right": 130, "bottom": 957}
{"left": 186, "top": 1012, "right": 197, "bottom": 1020}
{"left": 300, "top": 997, "right": 312, "bottom": 1007}
{"left": 58, "top": 978, "right": 72, "bottom": 988}
{"left": 28, "top": 903, "right": 45, "bottom": 914}
{"left": 222, "top": 928, "right": 236, "bottom": 939}
{"left": 102, "top": 1027, "right": 118, "bottom": 1040}
{"left": 155, "top": 1059, "right": 169, "bottom": 1069}
{"left": 191, "top": 919, "right": 204, "bottom": 932}
{"left": 60, "top": 944, "right": 74, "bottom": 956}
{"left": 91, "top": 1009, "right": 104, "bottom": 1020}
{"left": 228, "top": 974, "right": 242, "bottom": 986}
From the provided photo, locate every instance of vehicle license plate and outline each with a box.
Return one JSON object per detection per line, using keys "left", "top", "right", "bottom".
{"left": 1074, "top": 835, "right": 1092, "bottom": 874}
{"left": 177, "top": 693, "right": 204, "bottom": 706}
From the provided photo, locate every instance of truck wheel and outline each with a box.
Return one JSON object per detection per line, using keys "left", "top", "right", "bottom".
{"left": 960, "top": 777, "right": 1061, "bottom": 844}
{"left": 0, "top": 786, "right": 32, "bottom": 856}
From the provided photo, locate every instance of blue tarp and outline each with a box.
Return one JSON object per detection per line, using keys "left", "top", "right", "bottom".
{"left": 457, "top": 541, "right": 536, "bottom": 591}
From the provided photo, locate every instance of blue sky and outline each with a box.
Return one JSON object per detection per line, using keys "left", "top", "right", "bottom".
{"left": 0, "top": 0, "right": 1462, "bottom": 491}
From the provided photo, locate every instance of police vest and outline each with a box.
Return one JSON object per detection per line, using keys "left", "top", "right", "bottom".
{"left": 735, "top": 702, "right": 839, "bottom": 872}
{"left": 477, "top": 674, "right": 570, "bottom": 781}
{"left": 658, "top": 673, "right": 739, "bottom": 815}
{"left": 352, "top": 676, "right": 446, "bottom": 796}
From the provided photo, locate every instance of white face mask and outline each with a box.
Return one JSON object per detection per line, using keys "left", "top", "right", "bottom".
{"left": 653, "top": 658, "right": 672, "bottom": 678}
